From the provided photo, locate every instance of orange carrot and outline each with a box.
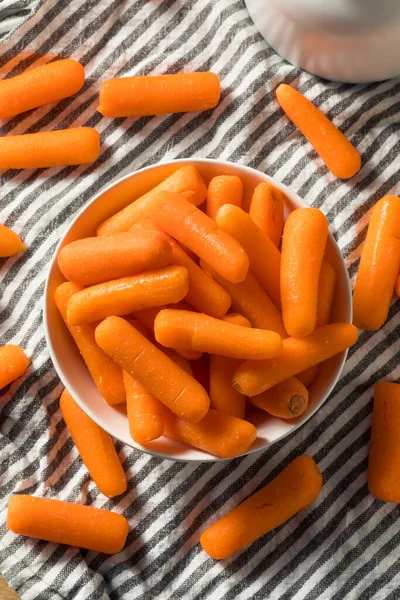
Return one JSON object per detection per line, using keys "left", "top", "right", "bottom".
{"left": 0, "top": 224, "right": 26, "bottom": 257}
{"left": 276, "top": 84, "right": 361, "bottom": 179}
{"left": 233, "top": 323, "right": 358, "bottom": 396}
{"left": 60, "top": 389, "right": 127, "bottom": 497}
{"left": 221, "top": 314, "right": 252, "bottom": 328}
{"left": 206, "top": 175, "right": 243, "bottom": 220}
{"left": 0, "top": 345, "right": 30, "bottom": 389}
{"left": 368, "top": 382, "right": 400, "bottom": 502}
{"left": 55, "top": 282, "right": 125, "bottom": 405}
{"left": 316, "top": 260, "right": 337, "bottom": 327}
{"left": 215, "top": 204, "right": 281, "bottom": 308}
{"left": 95, "top": 317, "right": 210, "bottom": 422}
{"left": 58, "top": 230, "right": 172, "bottom": 286}
{"left": 0, "top": 128, "right": 100, "bottom": 169}
{"left": 98, "top": 72, "right": 220, "bottom": 117}
{"left": 7, "top": 495, "right": 128, "bottom": 554}
{"left": 281, "top": 208, "right": 328, "bottom": 337}
{"left": 248, "top": 377, "right": 309, "bottom": 419}
{"left": 201, "top": 261, "right": 286, "bottom": 337}
{"left": 297, "top": 365, "right": 319, "bottom": 388}
{"left": 66, "top": 265, "right": 189, "bottom": 326}
{"left": 353, "top": 196, "right": 400, "bottom": 330}
{"left": 395, "top": 274, "right": 400, "bottom": 298}
{"left": 154, "top": 309, "right": 283, "bottom": 360}
{"left": 163, "top": 408, "right": 257, "bottom": 459}
{"left": 97, "top": 166, "right": 208, "bottom": 236}
{"left": 200, "top": 455, "right": 322, "bottom": 558}
{"left": 0, "top": 59, "right": 84, "bottom": 118}
{"left": 248, "top": 182, "right": 284, "bottom": 247}
{"left": 123, "top": 371, "right": 164, "bottom": 445}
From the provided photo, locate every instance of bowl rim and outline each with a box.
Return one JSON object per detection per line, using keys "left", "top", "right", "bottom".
{"left": 43, "top": 157, "right": 352, "bottom": 462}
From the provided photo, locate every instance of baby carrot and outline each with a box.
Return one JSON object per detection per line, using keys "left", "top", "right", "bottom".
{"left": 0, "top": 224, "right": 26, "bottom": 257}
{"left": 297, "top": 365, "right": 319, "bottom": 388}
{"left": 316, "top": 260, "right": 337, "bottom": 327}
{"left": 281, "top": 208, "right": 328, "bottom": 337}
{"left": 123, "top": 371, "right": 164, "bottom": 445}
{"left": 0, "top": 345, "right": 30, "bottom": 389}
{"left": 276, "top": 84, "right": 361, "bottom": 179}
{"left": 353, "top": 196, "right": 400, "bottom": 331}
{"left": 395, "top": 274, "right": 400, "bottom": 297}
{"left": 206, "top": 175, "right": 243, "bottom": 220}
{"left": 248, "top": 377, "right": 309, "bottom": 419}
{"left": 154, "top": 309, "right": 283, "bottom": 360}
{"left": 200, "top": 455, "right": 322, "bottom": 558}
{"left": 163, "top": 408, "right": 257, "bottom": 459}
{"left": 54, "top": 282, "right": 125, "bottom": 405}
{"left": 98, "top": 72, "right": 220, "bottom": 117}
{"left": 66, "top": 265, "right": 189, "bottom": 326}
{"left": 0, "top": 59, "right": 84, "bottom": 118}
{"left": 368, "top": 382, "right": 400, "bottom": 502}
{"left": 95, "top": 317, "right": 210, "bottom": 422}
{"left": 58, "top": 230, "right": 172, "bottom": 286}
{"left": 215, "top": 204, "right": 281, "bottom": 308}
{"left": 221, "top": 314, "right": 252, "bottom": 328}
{"left": 233, "top": 323, "right": 358, "bottom": 396}
{"left": 0, "top": 128, "right": 100, "bottom": 169}
{"left": 60, "top": 389, "right": 127, "bottom": 497}
{"left": 7, "top": 495, "right": 128, "bottom": 554}
{"left": 248, "top": 182, "right": 284, "bottom": 247}
{"left": 97, "top": 166, "right": 208, "bottom": 236}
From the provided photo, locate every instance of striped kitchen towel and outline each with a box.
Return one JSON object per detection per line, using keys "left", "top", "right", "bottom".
{"left": 1, "top": 1, "right": 400, "bottom": 598}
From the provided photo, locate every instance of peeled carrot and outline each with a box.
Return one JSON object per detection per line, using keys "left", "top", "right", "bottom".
{"left": 248, "top": 183, "right": 284, "bottom": 247}
{"left": 215, "top": 204, "right": 281, "bottom": 308}
{"left": 60, "top": 389, "right": 127, "bottom": 497}
{"left": 206, "top": 175, "right": 243, "bottom": 220}
{"left": 276, "top": 84, "right": 361, "bottom": 179}
{"left": 0, "top": 345, "right": 30, "bottom": 389}
{"left": 58, "top": 230, "right": 172, "bottom": 286}
{"left": 297, "top": 365, "right": 319, "bottom": 388}
{"left": 248, "top": 377, "right": 309, "bottom": 419}
{"left": 163, "top": 408, "right": 257, "bottom": 459}
{"left": 95, "top": 317, "right": 210, "bottom": 422}
{"left": 66, "top": 265, "right": 189, "bottom": 326}
{"left": 7, "top": 495, "right": 128, "bottom": 554}
{"left": 97, "top": 166, "right": 208, "bottom": 236}
{"left": 0, "top": 224, "right": 26, "bottom": 257}
{"left": 154, "top": 309, "right": 283, "bottom": 360}
{"left": 221, "top": 314, "right": 252, "bottom": 328}
{"left": 233, "top": 323, "right": 358, "bottom": 397}
{"left": 98, "top": 72, "right": 220, "bottom": 117}
{"left": 0, "top": 128, "right": 100, "bottom": 169}
{"left": 395, "top": 274, "right": 400, "bottom": 298}
{"left": 55, "top": 282, "right": 125, "bottom": 405}
{"left": 0, "top": 59, "right": 84, "bottom": 118}
{"left": 353, "top": 196, "right": 400, "bottom": 331}
{"left": 201, "top": 261, "right": 286, "bottom": 337}
{"left": 316, "top": 260, "right": 337, "bottom": 327}
{"left": 281, "top": 208, "right": 328, "bottom": 337}
{"left": 200, "top": 455, "right": 322, "bottom": 558}
{"left": 123, "top": 371, "right": 164, "bottom": 445}
{"left": 368, "top": 382, "right": 400, "bottom": 502}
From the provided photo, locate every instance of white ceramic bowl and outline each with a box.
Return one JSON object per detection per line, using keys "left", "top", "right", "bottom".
{"left": 44, "top": 159, "right": 352, "bottom": 462}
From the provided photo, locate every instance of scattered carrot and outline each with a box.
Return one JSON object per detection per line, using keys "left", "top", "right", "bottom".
{"left": 97, "top": 166, "right": 208, "bottom": 236}
{"left": 0, "top": 224, "right": 26, "bottom": 257}
{"left": 316, "top": 260, "right": 337, "bottom": 327}
{"left": 7, "top": 495, "right": 128, "bottom": 554}
{"left": 215, "top": 204, "right": 281, "bottom": 308}
{"left": 0, "top": 345, "right": 30, "bottom": 389}
{"left": 248, "top": 377, "right": 309, "bottom": 419}
{"left": 233, "top": 323, "right": 358, "bottom": 396}
{"left": 95, "top": 317, "right": 210, "bottom": 422}
{"left": 59, "top": 389, "right": 127, "bottom": 497}
{"left": 200, "top": 455, "right": 322, "bottom": 558}
{"left": 275, "top": 84, "right": 361, "bottom": 179}
{"left": 58, "top": 230, "right": 172, "bottom": 286}
{"left": 54, "top": 282, "right": 125, "bottom": 405}
{"left": 154, "top": 309, "right": 283, "bottom": 360}
{"left": 281, "top": 208, "right": 328, "bottom": 337}
{"left": 368, "top": 382, "right": 400, "bottom": 502}
{"left": 248, "top": 182, "right": 284, "bottom": 247}
{"left": 353, "top": 196, "right": 400, "bottom": 330}
{"left": 98, "top": 72, "right": 220, "bottom": 117}
{"left": 206, "top": 175, "right": 243, "bottom": 220}
{"left": 0, "top": 128, "right": 100, "bottom": 169}
{"left": 123, "top": 371, "right": 164, "bottom": 445}
{"left": 297, "top": 365, "right": 319, "bottom": 388}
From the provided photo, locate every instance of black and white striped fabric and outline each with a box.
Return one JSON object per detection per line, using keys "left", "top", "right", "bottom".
{"left": 1, "top": 1, "right": 400, "bottom": 598}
